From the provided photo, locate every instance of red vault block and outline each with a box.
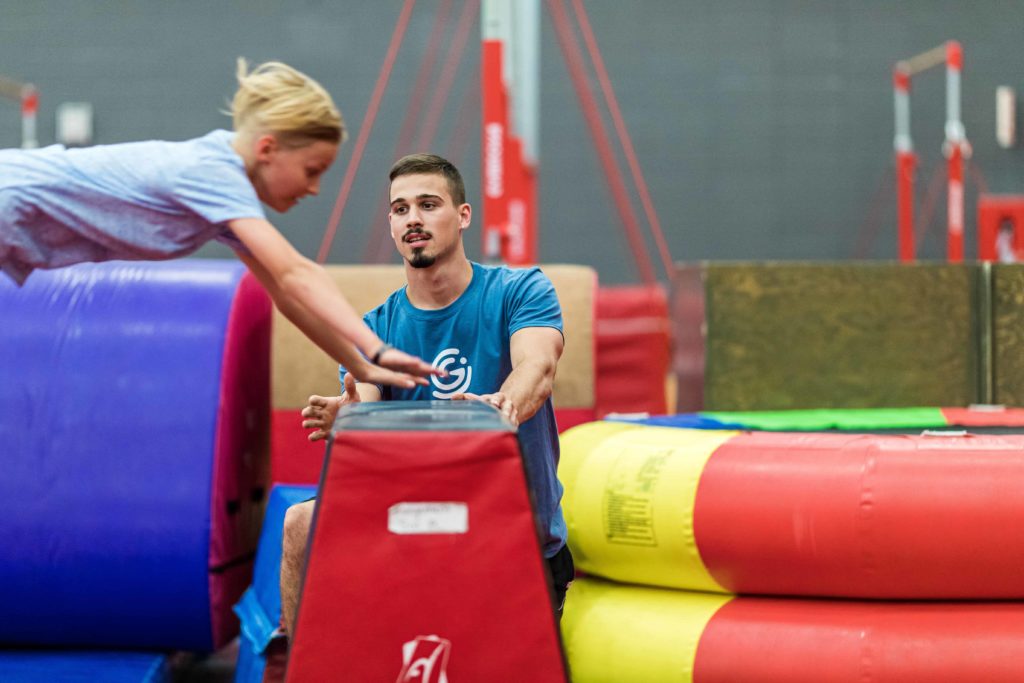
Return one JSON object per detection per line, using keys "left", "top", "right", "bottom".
{"left": 287, "top": 401, "right": 568, "bottom": 682}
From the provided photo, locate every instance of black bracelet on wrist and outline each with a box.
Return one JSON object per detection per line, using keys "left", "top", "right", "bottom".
{"left": 371, "top": 342, "right": 394, "bottom": 365}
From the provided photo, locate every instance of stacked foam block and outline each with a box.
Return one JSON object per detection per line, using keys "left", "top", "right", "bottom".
{"left": 559, "top": 421, "right": 1024, "bottom": 682}
{"left": 0, "top": 261, "right": 270, "bottom": 681}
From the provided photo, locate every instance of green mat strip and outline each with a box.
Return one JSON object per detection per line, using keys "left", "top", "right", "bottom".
{"left": 700, "top": 407, "right": 948, "bottom": 431}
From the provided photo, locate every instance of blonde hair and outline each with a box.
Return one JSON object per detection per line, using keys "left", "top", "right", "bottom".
{"left": 230, "top": 58, "right": 345, "bottom": 147}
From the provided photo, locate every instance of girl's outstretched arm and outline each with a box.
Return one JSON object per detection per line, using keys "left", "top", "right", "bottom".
{"left": 229, "top": 217, "right": 435, "bottom": 387}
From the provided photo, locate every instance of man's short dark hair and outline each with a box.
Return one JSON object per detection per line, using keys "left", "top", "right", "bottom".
{"left": 389, "top": 153, "right": 466, "bottom": 205}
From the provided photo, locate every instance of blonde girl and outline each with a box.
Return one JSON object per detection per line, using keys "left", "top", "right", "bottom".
{"left": 0, "top": 60, "right": 434, "bottom": 387}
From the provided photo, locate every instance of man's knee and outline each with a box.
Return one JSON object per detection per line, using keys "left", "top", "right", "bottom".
{"left": 282, "top": 500, "right": 315, "bottom": 559}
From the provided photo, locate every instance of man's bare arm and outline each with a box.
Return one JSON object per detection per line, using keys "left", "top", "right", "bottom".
{"left": 454, "top": 326, "right": 563, "bottom": 426}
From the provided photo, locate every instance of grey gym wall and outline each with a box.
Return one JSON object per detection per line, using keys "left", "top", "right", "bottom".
{"left": 2, "top": 1, "right": 1022, "bottom": 283}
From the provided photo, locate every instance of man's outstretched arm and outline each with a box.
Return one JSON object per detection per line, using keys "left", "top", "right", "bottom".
{"left": 454, "top": 326, "right": 563, "bottom": 426}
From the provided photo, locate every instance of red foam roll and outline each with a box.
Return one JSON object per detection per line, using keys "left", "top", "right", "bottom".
{"left": 694, "top": 597, "right": 1024, "bottom": 683}
{"left": 694, "top": 431, "right": 1024, "bottom": 598}
{"left": 941, "top": 406, "right": 1024, "bottom": 427}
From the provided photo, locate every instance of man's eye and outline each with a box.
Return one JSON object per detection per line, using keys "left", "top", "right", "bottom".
{"left": 422, "top": 202, "right": 435, "bottom": 209}
{"left": 394, "top": 206, "right": 407, "bottom": 214}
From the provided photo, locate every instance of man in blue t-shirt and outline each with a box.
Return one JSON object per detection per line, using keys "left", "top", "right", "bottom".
{"left": 280, "top": 153, "right": 573, "bottom": 638}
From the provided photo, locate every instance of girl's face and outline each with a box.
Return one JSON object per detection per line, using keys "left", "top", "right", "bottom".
{"left": 251, "top": 136, "right": 338, "bottom": 213}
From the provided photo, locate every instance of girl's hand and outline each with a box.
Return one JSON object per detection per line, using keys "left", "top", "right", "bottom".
{"left": 349, "top": 359, "right": 428, "bottom": 388}
{"left": 375, "top": 346, "right": 446, "bottom": 379}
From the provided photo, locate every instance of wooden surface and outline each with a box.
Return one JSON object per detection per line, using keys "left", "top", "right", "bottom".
{"left": 993, "top": 265, "right": 1024, "bottom": 406}
{"left": 701, "top": 262, "right": 980, "bottom": 410}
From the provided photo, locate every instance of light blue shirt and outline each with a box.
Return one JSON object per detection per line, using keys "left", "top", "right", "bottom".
{"left": 341, "top": 262, "right": 569, "bottom": 558}
{"left": 0, "top": 130, "right": 264, "bottom": 284}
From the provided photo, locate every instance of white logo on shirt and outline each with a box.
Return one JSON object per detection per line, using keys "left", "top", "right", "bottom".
{"left": 430, "top": 348, "right": 472, "bottom": 399}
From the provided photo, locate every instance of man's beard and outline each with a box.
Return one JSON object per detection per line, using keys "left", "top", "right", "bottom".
{"left": 407, "top": 248, "right": 436, "bottom": 269}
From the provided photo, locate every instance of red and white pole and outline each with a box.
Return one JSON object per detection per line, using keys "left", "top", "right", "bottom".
{"left": 504, "top": 0, "right": 539, "bottom": 266}
{"left": 944, "top": 41, "right": 965, "bottom": 263}
{"left": 893, "top": 66, "right": 915, "bottom": 262}
{"left": 482, "top": 3, "right": 510, "bottom": 263}
{"left": 20, "top": 85, "right": 38, "bottom": 149}
{"left": 482, "top": 0, "right": 539, "bottom": 266}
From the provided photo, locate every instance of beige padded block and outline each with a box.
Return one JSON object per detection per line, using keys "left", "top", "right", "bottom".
{"left": 543, "top": 264, "right": 596, "bottom": 410}
{"left": 271, "top": 264, "right": 596, "bottom": 410}
{"left": 272, "top": 266, "right": 408, "bottom": 409}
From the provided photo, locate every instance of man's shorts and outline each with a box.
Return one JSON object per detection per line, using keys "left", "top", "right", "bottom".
{"left": 546, "top": 543, "right": 575, "bottom": 617}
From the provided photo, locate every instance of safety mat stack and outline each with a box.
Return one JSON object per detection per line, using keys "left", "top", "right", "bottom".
{"left": 558, "top": 421, "right": 1024, "bottom": 682}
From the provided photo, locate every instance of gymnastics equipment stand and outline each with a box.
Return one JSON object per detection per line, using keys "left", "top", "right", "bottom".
{"left": 978, "top": 194, "right": 1024, "bottom": 262}
{"left": 893, "top": 40, "right": 968, "bottom": 262}
{"left": 285, "top": 401, "right": 567, "bottom": 682}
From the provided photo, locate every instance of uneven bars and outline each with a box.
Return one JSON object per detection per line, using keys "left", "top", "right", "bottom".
{"left": 0, "top": 74, "right": 28, "bottom": 101}
{"left": 896, "top": 44, "right": 948, "bottom": 77}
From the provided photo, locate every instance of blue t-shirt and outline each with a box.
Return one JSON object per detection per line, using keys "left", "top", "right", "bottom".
{"left": 340, "top": 262, "right": 568, "bottom": 558}
{"left": 0, "top": 129, "right": 264, "bottom": 285}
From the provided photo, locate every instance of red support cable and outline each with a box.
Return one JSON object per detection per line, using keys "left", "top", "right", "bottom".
{"left": 915, "top": 162, "right": 945, "bottom": 248}
{"left": 446, "top": 62, "right": 481, "bottom": 168}
{"left": 369, "top": 0, "right": 477, "bottom": 264}
{"left": 547, "top": 0, "right": 656, "bottom": 284}
{"left": 399, "top": 0, "right": 451, "bottom": 157}
{"left": 415, "top": 0, "right": 479, "bottom": 151}
{"left": 570, "top": 0, "right": 673, "bottom": 281}
{"left": 317, "top": 0, "right": 417, "bottom": 264}
{"left": 967, "top": 158, "right": 989, "bottom": 196}
{"left": 851, "top": 164, "right": 894, "bottom": 259}
{"left": 361, "top": 0, "right": 453, "bottom": 263}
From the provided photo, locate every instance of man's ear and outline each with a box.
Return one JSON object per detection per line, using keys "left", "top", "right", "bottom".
{"left": 458, "top": 203, "right": 472, "bottom": 231}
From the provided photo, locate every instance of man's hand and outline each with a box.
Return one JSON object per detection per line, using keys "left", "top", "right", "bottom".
{"left": 301, "top": 374, "right": 361, "bottom": 441}
{"left": 453, "top": 391, "right": 518, "bottom": 427}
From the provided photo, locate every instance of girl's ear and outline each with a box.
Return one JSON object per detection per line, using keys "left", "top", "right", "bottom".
{"left": 253, "top": 133, "right": 278, "bottom": 163}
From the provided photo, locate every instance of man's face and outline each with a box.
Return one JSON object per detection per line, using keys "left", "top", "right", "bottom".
{"left": 388, "top": 173, "right": 470, "bottom": 269}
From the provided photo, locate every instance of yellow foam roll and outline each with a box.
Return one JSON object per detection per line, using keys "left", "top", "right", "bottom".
{"left": 561, "top": 577, "right": 731, "bottom": 683}
{"left": 559, "top": 423, "right": 736, "bottom": 591}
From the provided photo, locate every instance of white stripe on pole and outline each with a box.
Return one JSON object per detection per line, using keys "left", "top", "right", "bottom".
{"left": 511, "top": 0, "right": 539, "bottom": 165}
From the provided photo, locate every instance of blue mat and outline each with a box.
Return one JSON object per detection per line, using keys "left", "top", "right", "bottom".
{"left": 0, "top": 651, "right": 169, "bottom": 682}
{"left": 234, "top": 484, "right": 316, "bottom": 683}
